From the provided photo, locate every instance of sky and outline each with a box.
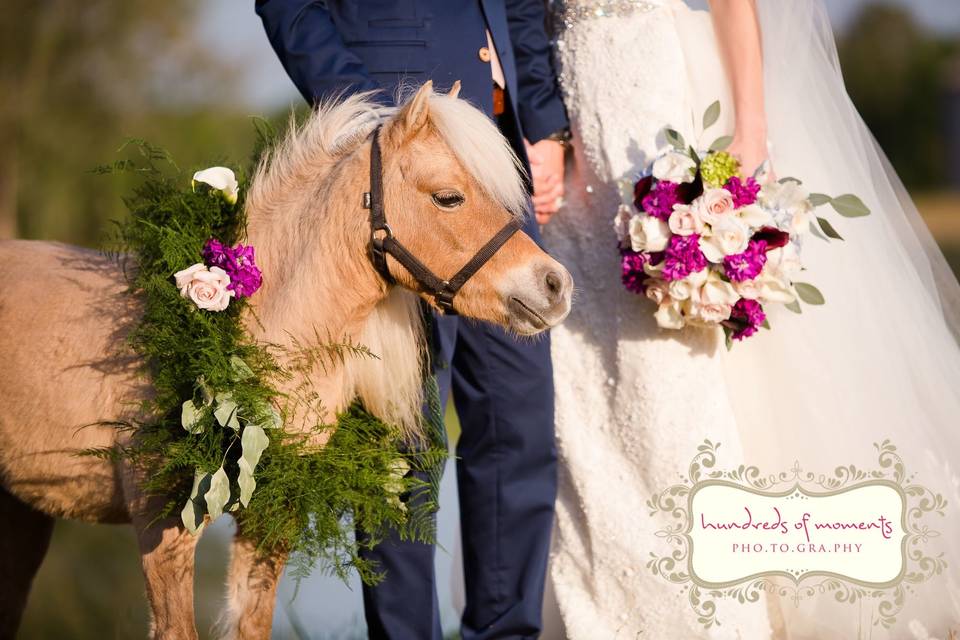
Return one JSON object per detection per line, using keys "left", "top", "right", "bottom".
{"left": 203, "top": 0, "right": 960, "bottom": 111}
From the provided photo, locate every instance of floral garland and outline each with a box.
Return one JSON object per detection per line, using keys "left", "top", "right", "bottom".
{"left": 96, "top": 138, "right": 445, "bottom": 582}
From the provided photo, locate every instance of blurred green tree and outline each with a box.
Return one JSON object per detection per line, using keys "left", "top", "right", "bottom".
{"left": 838, "top": 4, "right": 959, "bottom": 190}
{"left": 0, "top": 0, "right": 256, "bottom": 246}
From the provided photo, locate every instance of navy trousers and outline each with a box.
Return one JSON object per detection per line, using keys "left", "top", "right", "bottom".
{"left": 359, "top": 217, "right": 557, "bottom": 640}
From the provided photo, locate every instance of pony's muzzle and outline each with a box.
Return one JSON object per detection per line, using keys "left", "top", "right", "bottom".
{"left": 505, "top": 259, "right": 573, "bottom": 335}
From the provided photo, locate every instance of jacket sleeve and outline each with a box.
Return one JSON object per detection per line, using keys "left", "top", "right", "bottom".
{"left": 255, "top": 0, "right": 393, "bottom": 106}
{"left": 504, "top": 0, "right": 569, "bottom": 143}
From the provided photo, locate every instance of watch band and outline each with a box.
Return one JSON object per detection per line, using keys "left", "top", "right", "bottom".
{"left": 546, "top": 128, "right": 573, "bottom": 148}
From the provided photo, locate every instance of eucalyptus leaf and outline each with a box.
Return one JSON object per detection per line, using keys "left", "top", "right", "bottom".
{"left": 708, "top": 135, "right": 733, "bottom": 152}
{"left": 784, "top": 300, "right": 803, "bottom": 314}
{"left": 237, "top": 457, "right": 256, "bottom": 508}
{"left": 761, "top": 318, "right": 771, "bottom": 330}
{"left": 262, "top": 404, "right": 283, "bottom": 429}
{"left": 214, "top": 392, "right": 240, "bottom": 430}
{"left": 181, "top": 399, "right": 204, "bottom": 434}
{"left": 688, "top": 146, "right": 701, "bottom": 166}
{"left": 808, "top": 193, "right": 832, "bottom": 207}
{"left": 664, "top": 128, "right": 686, "bottom": 151}
{"left": 230, "top": 355, "right": 255, "bottom": 380}
{"left": 816, "top": 216, "right": 844, "bottom": 240}
{"left": 794, "top": 282, "right": 825, "bottom": 305}
{"left": 808, "top": 220, "right": 830, "bottom": 243}
{"left": 778, "top": 177, "right": 802, "bottom": 185}
{"left": 180, "top": 469, "right": 211, "bottom": 534}
{"left": 204, "top": 467, "right": 231, "bottom": 521}
{"left": 241, "top": 424, "right": 270, "bottom": 469}
{"left": 702, "top": 100, "right": 721, "bottom": 130}
{"left": 830, "top": 194, "right": 871, "bottom": 217}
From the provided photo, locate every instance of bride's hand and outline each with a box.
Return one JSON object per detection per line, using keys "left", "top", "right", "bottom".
{"left": 727, "top": 133, "right": 774, "bottom": 182}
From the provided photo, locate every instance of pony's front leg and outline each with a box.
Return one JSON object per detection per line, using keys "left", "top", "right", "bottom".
{"left": 131, "top": 513, "right": 201, "bottom": 640}
{"left": 217, "top": 531, "right": 286, "bottom": 640}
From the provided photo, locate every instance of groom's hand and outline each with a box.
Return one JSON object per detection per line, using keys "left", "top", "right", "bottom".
{"left": 526, "top": 138, "right": 565, "bottom": 225}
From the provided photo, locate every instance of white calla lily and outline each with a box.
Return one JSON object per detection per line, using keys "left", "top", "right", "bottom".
{"left": 192, "top": 167, "right": 239, "bottom": 205}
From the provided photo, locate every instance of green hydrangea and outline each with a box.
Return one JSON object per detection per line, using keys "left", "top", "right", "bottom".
{"left": 700, "top": 151, "right": 741, "bottom": 188}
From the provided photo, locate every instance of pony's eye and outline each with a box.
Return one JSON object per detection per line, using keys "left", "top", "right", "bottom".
{"left": 431, "top": 191, "right": 465, "bottom": 210}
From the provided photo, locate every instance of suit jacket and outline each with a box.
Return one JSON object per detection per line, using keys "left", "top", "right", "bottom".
{"left": 256, "top": 0, "right": 569, "bottom": 171}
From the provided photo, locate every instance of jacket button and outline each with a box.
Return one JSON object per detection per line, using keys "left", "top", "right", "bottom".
{"left": 478, "top": 46, "right": 492, "bottom": 63}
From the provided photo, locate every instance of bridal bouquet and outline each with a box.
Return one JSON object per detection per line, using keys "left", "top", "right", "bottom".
{"left": 616, "top": 102, "right": 870, "bottom": 345}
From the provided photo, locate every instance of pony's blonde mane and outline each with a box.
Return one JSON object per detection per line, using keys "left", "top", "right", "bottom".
{"left": 248, "top": 87, "right": 529, "bottom": 222}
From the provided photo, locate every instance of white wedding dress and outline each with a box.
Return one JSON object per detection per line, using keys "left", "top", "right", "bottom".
{"left": 541, "top": 0, "right": 960, "bottom": 638}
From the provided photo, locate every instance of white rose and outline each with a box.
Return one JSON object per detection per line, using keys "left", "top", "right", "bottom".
{"left": 758, "top": 272, "right": 798, "bottom": 304}
{"left": 686, "top": 274, "right": 737, "bottom": 325}
{"left": 667, "top": 268, "right": 708, "bottom": 301}
{"left": 733, "top": 277, "right": 763, "bottom": 300}
{"left": 700, "top": 217, "right": 750, "bottom": 262}
{"left": 629, "top": 214, "right": 671, "bottom": 252}
{"left": 701, "top": 274, "right": 740, "bottom": 306}
{"left": 174, "top": 263, "right": 206, "bottom": 290}
{"left": 652, "top": 150, "right": 696, "bottom": 183}
{"left": 668, "top": 204, "right": 704, "bottom": 236}
{"left": 694, "top": 188, "right": 736, "bottom": 225}
{"left": 737, "top": 204, "right": 772, "bottom": 229}
{"left": 645, "top": 279, "right": 670, "bottom": 305}
{"left": 654, "top": 299, "right": 685, "bottom": 330}
{"left": 193, "top": 167, "right": 239, "bottom": 205}
{"left": 668, "top": 279, "right": 693, "bottom": 301}
{"left": 174, "top": 263, "right": 234, "bottom": 311}
{"left": 766, "top": 244, "right": 803, "bottom": 278}
{"left": 686, "top": 300, "right": 732, "bottom": 325}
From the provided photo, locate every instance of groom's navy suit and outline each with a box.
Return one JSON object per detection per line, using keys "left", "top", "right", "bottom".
{"left": 256, "top": 1, "right": 568, "bottom": 638}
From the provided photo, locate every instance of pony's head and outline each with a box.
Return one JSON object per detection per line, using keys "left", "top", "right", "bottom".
{"left": 376, "top": 81, "right": 572, "bottom": 334}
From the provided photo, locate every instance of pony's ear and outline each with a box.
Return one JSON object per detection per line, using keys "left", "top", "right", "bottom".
{"left": 448, "top": 80, "right": 462, "bottom": 99}
{"left": 391, "top": 81, "right": 433, "bottom": 143}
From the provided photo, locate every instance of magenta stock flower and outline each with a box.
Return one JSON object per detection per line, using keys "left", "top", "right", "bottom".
{"left": 724, "top": 176, "right": 761, "bottom": 208}
{"left": 662, "top": 234, "right": 707, "bottom": 281}
{"left": 201, "top": 238, "right": 232, "bottom": 270}
{"left": 723, "top": 240, "right": 768, "bottom": 282}
{"left": 202, "top": 238, "right": 263, "bottom": 298}
{"left": 640, "top": 181, "right": 682, "bottom": 221}
{"left": 728, "top": 298, "right": 766, "bottom": 341}
{"left": 620, "top": 248, "right": 648, "bottom": 294}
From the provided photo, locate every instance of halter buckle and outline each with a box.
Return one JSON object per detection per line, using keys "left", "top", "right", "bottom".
{"left": 435, "top": 282, "right": 456, "bottom": 314}
{"left": 370, "top": 224, "right": 395, "bottom": 283}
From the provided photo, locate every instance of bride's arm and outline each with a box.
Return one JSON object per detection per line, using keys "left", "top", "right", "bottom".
{"left": 707, "top": 0, "right": 769, "bottom": 176}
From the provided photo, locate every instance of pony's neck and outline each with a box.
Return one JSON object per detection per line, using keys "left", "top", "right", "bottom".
{"left": 243, "top": 145, "right": 388, "bottom": 440}
{"left": 245, "top": 145, "right": 384, "bottom": 348}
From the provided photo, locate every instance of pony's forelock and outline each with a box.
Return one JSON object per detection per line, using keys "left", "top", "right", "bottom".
{"left": 254, "top": 86, "right": 529, "bottom": 220}
{"left": 424, "top": 92, "right": 529, "bottom": 218}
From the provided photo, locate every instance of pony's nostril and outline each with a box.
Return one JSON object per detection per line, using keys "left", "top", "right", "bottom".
{"left": 544, "top": 271, "right": 564, "bottom": 301}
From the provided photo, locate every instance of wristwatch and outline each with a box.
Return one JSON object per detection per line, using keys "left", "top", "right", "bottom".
{"left": 545, "top": 127, "right": 573, "bottom": 149}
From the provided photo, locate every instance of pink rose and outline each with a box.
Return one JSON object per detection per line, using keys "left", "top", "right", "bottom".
{"left": 695, "top": 188, "right": 736, "bottom": 225}
{"left": 645, "top": 279, "right": 670, "bottom": 305}
{"left": 174, "top": 263, "right": 234, "bottom": 312}
{"left": 668, "top": 204, "right": 705, "bottom": 236}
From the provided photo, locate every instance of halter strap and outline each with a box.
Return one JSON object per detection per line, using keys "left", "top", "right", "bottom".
{"left": 365, "top": 126, "right": 521, "bottom": 314}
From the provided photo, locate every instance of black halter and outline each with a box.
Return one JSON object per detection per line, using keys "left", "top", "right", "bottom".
{"left": 363, "top": 126, "right": 521, "bottom": 314}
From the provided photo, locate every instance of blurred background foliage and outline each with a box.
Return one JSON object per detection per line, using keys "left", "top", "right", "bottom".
{"left": 2, "top": 1, "right": 958, "bottom": 638}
